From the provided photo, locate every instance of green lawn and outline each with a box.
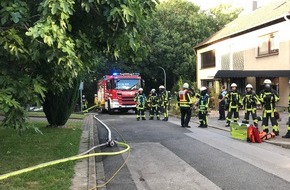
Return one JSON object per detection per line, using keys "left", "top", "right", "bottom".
{"left": 27, "top": 111, "right": 85, "bottom": 120}
{"left": 0, "top": 120, "right": 83, "bottom": 190}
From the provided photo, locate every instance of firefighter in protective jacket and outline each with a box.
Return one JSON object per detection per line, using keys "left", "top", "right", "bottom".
{"left": 147, "top": 89, "right": 160, "bottom": 120}
{"left": 198, "top": 86, "right": 210, "bottom": 128}
{"left": 177, "top": 83, "right": 193, "bottom": 128}
{"left": 225, "top": 83, "right": 242, "bottom": 127}
{"left": 259, "top": 79, "right": 280, "bottom": 136}
{"left": 282, "top": 81, "right": 290, "bottom": 138}
{"left": 134, "top": 88, "right": 146, "bottom": 121}
{"left": 242, "top": 84, "right": 260, "bottom": 126}
{"left": 159, "top": 85, "right": 169, "bottom": 121}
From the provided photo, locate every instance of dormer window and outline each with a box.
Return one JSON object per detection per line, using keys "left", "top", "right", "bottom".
{"left": 257, "top": 32, "right": 279, "bottom": 56}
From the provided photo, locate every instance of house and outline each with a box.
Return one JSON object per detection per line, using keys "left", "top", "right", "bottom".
{"left": 194, "top": 0, "right": 290, "bottom": 107}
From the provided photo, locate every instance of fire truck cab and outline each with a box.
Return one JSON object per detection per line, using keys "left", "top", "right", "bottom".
{"left": 97, "top": 73, "right": 142, "bottom": 113}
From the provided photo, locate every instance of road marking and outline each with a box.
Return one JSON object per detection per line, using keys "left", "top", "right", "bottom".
{"left": 124, "top": 142, "right": 221, "bottom": 190}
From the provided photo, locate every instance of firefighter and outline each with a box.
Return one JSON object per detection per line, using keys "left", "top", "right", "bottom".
{"left": 82, "top": 95, "right": 88, "bottom": 110}
{"left": 198, "top": 86, "right": 210, "bottom": 128}
{"left": 159, "top": 85, "right": 169, "bottom": 121}
{"left": 218, "top": 86, "right": 227, "bottom": 120}
{"left": 134, "top": 88, "right": 146, "bottom": 121}
{"left": 242, "top": 84, "right": 260, "bottom": 127}
{"left": 259, "top": 79, "right": 280, "bottom": 136}
{"left": 282, "top": 83, "right": 290, "bottom": 138}
{"left": 177, "top": 83, "right": 192, "bottom": 128}
{"left": 225, "top": 83, "right": 242, "bottom": 127}
{"left": 148, "top": 89, "right": 160, "bottom": 120}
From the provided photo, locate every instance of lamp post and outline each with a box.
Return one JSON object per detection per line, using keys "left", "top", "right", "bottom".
{"left": 158, "top": 66, "right": 166, "bottom": 89}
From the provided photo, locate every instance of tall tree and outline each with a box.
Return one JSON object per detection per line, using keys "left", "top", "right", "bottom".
{"left": 139, "top": 0, "right": 242, "bottom": 91}
{"left": 0, "top": 0, "right": 157, "bottom": 131}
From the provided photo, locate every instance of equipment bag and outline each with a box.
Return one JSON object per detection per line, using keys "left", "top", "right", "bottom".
{"left": 259, "top": 131, "right": 276, "bottom": 141}
{"left": 247, "top": 125, "right": 261, "bottom": 143}
{"left": 230, "top": 122, "right": 248, "bottom": 141}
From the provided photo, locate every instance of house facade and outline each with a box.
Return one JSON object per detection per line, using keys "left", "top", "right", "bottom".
{"left": 194, "top": 0, "right": 290, "bottom": 107}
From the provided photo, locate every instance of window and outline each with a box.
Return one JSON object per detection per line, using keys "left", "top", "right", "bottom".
{"left": 201, "top": 50, "right": 216, "bottom": 68}
{"left": 257, "top": 32, "right": 279, "bottom": 56}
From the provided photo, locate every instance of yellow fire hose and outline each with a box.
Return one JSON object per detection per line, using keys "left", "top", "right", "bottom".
{"left": 83, "top": 105, "right": 98, "bottom": 113}
{"left": 0, "top": 141, "right": 130, "bottom": 181}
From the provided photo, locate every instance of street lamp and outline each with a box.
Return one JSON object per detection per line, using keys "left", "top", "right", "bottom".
{"left": 158, "top": 66, "right": 166, "bottom": 89}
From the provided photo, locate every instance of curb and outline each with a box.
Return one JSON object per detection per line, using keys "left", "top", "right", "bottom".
{"left": 172, "top": 113, "right": 290, "bottom": 149}
{"left": 70, "top": 115, "right": 97, "bottom": 190}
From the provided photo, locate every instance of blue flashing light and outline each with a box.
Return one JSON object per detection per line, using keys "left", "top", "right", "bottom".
{"left": 112, "top": 72, "right": 119, "bottom": 76}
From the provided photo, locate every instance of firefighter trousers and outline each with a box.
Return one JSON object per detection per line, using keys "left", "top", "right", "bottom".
{"left": 226, "top": 107, "right": 239, "bottom": 124}
{"left": 136, "top": 108, "right": 145, "bottom": 119}
{"left": 243, "top": 110, "right": 258, "bottom": 126}
{"left": 150, "top": 106, "right": 160, "bottom": 119}
{"left": 180, "top": 108, "right": 191, "bottom": 127}
{"left": 262, "top": 111, "right": 279, "bottom": 132}
{"left": 198, "top": 110, "right": 208, "bottom": 126}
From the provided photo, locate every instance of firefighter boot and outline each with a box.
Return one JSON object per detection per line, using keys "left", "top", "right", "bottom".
{"left": 198, "top": 122, "right": 204, "bottom": 128}
{"left": 282, "top": 131, "right": 290, "bottom": 138}
{"left": 137, "top": 117, "right": 140, "bottom": 121}
{"left": 162, "top": 117, "right": 168, "bottom": 121}
{"left": 149, "top": 117, "right": 153, "bottom": 120}
{"left": 142, "top": 117, "right": 146, "bottom": 120}
{"left": 273, "top": 126, "right": 279, "bottom": 136}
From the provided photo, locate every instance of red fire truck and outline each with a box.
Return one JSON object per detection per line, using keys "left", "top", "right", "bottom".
{"left": 97, "top": 73, "right": 143, "bottom": 113}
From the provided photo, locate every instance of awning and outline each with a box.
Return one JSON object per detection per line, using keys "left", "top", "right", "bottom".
{"left": 214, "top": 70, "right": 290, "bottom": 78}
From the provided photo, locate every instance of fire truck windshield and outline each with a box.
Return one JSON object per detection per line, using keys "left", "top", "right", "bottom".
{"left": 114, "top": 79, "right": 141, "bottom": 90}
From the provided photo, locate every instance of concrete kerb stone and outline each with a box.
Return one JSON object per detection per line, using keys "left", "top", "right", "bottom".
{"left": 170, "top": 112, "right": 290, "bottom": 149}
{"left": 70, "top": 114, "right": 97, "bottom": 190}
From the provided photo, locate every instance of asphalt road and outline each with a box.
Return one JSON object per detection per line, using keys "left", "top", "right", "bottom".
{"left": 95, "top": 112, "right": 290, "bottom": 190}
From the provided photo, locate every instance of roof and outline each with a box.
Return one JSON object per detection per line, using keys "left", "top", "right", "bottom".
{"left": 195, "top": 0, "right": 290, "bottom": 49}
{"left": 214, "top": 70, "right": 290, "bottom": 78}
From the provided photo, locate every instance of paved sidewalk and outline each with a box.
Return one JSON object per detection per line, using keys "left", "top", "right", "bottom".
{"left": 190, "top": 110, "right": 290, "bottom": 149}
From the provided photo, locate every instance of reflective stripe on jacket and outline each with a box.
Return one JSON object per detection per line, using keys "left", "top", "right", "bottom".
{"left": 178, "top": 90, "right": 192, "bottom": 108}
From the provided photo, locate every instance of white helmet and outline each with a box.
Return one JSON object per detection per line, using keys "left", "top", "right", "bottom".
{"left": 151, "top": 88, "right": 156, "bottom": 93}
{"left": 159, "top": 85, "right": 165, "bottom": 89}
{"left": 200, "top": 86, "right": 207, "bottom": 91}
{"left": 263, "top": 79, "right": 271, "bottom": 84}
{"left": 138, "top": 88, "right": 143, "bottom": 91}
{"left": 183, "top": 83, "right": 189, "bottom": 89}
{"left": 246, "top": 84, "right": 253, "bottom": 89}
{"left": 231, "top": 83, "right": 237, "bottom": 87}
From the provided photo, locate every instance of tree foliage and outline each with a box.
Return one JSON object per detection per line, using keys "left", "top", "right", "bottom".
{"left": 138, "top": 0, "right": 241, "bottom": 91}
{"left": 0, "top": 0, "right": 157, "bottom": 131}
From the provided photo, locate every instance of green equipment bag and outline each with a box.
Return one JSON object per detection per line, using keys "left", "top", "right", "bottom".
{"left": 230, "top": 122, "right": 248, "bottom": 141}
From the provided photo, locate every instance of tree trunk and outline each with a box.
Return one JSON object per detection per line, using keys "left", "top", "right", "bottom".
{"left": 43, "top": 81, "right": 79, "bottom": 127}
